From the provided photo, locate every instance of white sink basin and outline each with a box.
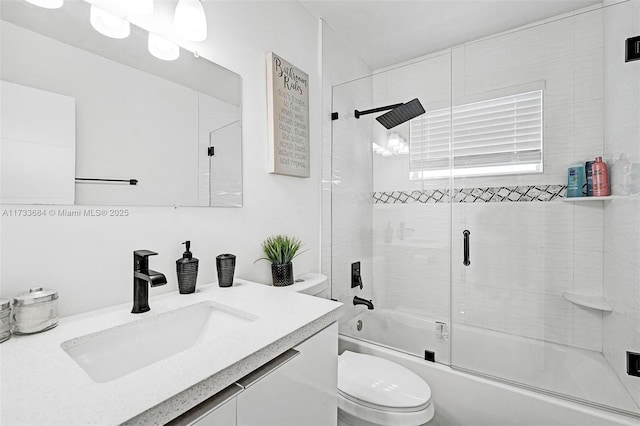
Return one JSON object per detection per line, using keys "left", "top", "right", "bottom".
{"left": 61, "top": 301, "right": 258, "bottom": 383}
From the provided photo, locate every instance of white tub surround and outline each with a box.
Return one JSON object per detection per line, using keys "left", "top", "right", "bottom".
{"left": 0, "top": 280, "right": 343, "bottom": 425}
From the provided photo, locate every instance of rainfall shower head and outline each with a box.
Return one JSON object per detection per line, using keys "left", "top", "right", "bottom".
{"left": 376, "top": 98, "right": 425, "bottom": 129}
{"left": 354, "top": 98, "right": 426, "bottom": 129}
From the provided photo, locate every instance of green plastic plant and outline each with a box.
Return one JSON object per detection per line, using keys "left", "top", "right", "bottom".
{"left": 256, "top": 235, "right": 306, "bottom": 265}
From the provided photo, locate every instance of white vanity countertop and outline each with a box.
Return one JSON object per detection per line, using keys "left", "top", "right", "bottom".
{"left": 0, "top": 280, "right": 343, "bottom": 426}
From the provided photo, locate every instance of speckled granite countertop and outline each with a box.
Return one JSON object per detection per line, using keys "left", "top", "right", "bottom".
{"left": 0, "top": 280, "right": 343, "bottom": 426}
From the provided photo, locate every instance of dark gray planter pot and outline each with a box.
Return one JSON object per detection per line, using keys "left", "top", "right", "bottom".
{"left": 271, "top": 262, "right": 294, "bottom": 286}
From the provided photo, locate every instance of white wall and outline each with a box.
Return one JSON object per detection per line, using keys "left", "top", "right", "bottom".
{"left": 0, "top": 1, "right": 322, "bottom": 317}
{"left": 603, "top": 0, "right": 640, "bottom": 408}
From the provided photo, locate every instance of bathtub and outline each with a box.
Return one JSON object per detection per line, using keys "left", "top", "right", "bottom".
{"left": 339, "top": 309, "right": 640, "bottom": 425}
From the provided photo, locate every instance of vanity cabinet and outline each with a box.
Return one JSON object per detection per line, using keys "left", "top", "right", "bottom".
{"left": 169, "top": 323, "right": 338, "bottom": 426}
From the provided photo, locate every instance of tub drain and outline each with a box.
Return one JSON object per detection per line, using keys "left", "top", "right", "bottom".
{"left": 356, "top": 320, "right": 363, "bottom": 331}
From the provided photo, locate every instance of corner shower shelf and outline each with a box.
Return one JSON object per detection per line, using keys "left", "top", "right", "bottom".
{"left": 562, "top": 292, "right": 613, "bottom": 312}
{"left": 563, "top": 194, "right": 640, "bottom": 202}
{"left": 562, "top": 196, "right": 615, "bottom": 202}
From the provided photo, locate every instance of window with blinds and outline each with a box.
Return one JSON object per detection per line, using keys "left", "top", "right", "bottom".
{"left": 409, "top": 90, "right": 543, "bottom": 179}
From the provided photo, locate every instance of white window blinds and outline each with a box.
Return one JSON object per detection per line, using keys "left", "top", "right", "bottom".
{"left": 410, "top": 90, "right": 543, "bottom": 178}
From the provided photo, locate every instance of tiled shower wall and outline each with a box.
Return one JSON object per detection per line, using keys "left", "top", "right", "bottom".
{"left": 603, "top": 0, "right": 640, "bottom": 408}
{"left": 371, "top": 7, "right": 607, "bottom": 352}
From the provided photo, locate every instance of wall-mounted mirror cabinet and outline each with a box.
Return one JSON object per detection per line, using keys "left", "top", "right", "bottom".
{"left": 0, "top": 0, "right": 243, "bottom": 207}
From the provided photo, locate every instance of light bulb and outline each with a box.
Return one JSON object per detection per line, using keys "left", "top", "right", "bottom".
{"left": 174, "top": 0, "right": 207, "bottom": 42}
{"left": 129, "top": 0, "right": 154, "bottom": 16}
{"left": 23, "top": 0, "right": 63, "bottom": 9}
{"left": 90, "top": 5, "right": 130, "bottom": 39}
{"left": 148, "top": 33, "right": 179, "bottom": 61}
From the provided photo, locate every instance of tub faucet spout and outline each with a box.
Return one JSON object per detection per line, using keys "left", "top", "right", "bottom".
{"left": 353, "top": 296, "right": 374, "bottom": 310}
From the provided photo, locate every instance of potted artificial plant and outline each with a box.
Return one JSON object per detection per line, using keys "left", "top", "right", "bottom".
{"left": 256, "top": 235, "right": 305, "bottom": 286}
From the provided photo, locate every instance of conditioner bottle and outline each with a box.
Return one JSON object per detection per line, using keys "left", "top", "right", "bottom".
{"left": 592, "top": 156, "right": 610, "bottom": 196}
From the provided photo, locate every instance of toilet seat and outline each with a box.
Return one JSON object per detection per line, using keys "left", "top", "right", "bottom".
{"left": 338, "top": 390, "right": 431, "bottom": 413}
{"left": 338, "top": 351, "right": 434, "bottom": 425}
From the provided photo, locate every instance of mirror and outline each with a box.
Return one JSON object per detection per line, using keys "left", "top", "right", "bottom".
{"left": 0, "top": 0, "right": 243, "bottom": 207}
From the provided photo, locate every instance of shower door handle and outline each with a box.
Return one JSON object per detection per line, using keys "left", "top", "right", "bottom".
{"left": 463, "top": 230, "right": 471, "bottom": 266}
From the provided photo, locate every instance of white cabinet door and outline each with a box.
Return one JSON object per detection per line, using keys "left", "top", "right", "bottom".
{"left": 236, "top": 323, "right": 338, "bottom": 426}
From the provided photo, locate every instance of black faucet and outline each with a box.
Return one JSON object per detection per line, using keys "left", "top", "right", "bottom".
{"left": 132, "top": 250, "right": 167, "bottom": 314}
{"left": 353, "top": 296, "right": 374, "bottom": 310}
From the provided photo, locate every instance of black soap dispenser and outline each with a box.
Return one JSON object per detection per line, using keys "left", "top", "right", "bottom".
{"left": 176, "top": 241, "right": 199, "bottom": 294}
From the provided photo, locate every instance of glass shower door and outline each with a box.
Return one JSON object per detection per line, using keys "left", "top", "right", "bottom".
{"left": 449, "top": 4, "right": 640, "bottom": 416}
{"left": 331, "top": 53, "right": 453, "bottom": 364}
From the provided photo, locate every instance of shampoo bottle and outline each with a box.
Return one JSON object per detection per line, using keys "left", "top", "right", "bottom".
{"left": 566, "top": 165, "right": 584, "bottom": 198}
{"left": 176, "top": 241, "right": 199, "bottom": 294}
{"left": 592, "top": 157, "right": 610, "bottom": 196}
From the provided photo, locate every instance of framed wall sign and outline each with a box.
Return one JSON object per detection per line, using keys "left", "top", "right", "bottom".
{"left": 266, "top": 52, "right": 310, "bottom": 178}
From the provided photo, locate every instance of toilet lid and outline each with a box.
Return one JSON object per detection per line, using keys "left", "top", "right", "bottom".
{"left": 338, "top": 351, "right": 432, "bottom": 411}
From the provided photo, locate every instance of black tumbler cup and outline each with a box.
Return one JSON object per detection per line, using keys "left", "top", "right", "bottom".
{"left": 216, "top": 254, "right": 236, "bottom": 287}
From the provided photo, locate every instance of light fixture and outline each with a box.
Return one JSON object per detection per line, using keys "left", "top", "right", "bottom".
{"left": 387, "top": 133, "right": 400, "bottom": 149}
{"left": 90, "top": 5, "right": 130, "bottom": 39}
{"left": 174, "top": 0, "right": 207, "bottom": 42}
{"left": 129, "top": 0, "right": 154, "bottom": 16}
{"left": 148, "top": 33, "right": 179, "bottom": 61}
{"left": 23, "top": 0, "right": 63, "bottom": 9}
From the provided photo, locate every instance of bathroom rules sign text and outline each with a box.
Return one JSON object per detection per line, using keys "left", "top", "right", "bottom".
{"left": 266, "top": 52, "right": 310, "bottom": 178}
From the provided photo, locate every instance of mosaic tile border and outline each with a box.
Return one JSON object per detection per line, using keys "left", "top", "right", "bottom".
{"left": 372, "top": 185, "right": 567, "bottom": 204}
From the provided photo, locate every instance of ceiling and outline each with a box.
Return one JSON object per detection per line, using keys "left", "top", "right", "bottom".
{"left": 300, "top": 0, "right": 602, "bottom": 69}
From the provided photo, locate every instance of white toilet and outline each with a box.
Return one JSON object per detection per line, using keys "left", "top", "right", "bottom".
{"left": 337, "top": 350, "right": 434, "bottom": 426}
{"left": 282, "top": 273, "right": 435, "bottom": 426}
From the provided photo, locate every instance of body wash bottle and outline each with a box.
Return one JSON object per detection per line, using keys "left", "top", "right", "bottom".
{"left": 585, "top": 161, "right": 595, "bottom": 196}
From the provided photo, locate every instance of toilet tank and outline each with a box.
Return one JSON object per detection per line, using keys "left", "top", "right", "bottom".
{"left": 276, "top": 272, "right": 328, "bottom": 298}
